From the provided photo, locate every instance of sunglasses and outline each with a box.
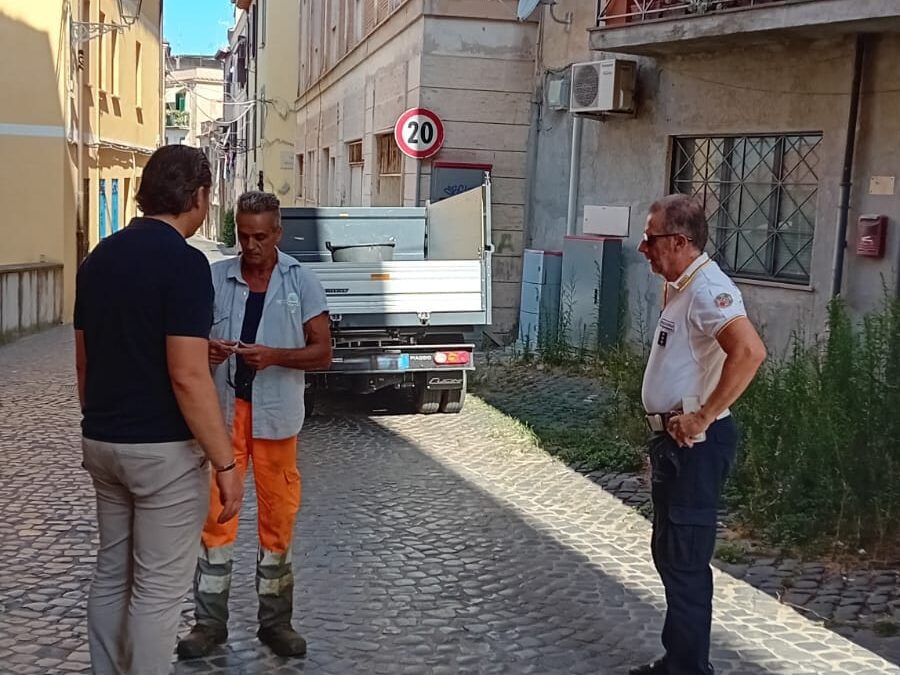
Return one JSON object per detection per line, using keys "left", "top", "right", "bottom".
{"left": 641, "top": 231, "right": 693, "bottom": 245}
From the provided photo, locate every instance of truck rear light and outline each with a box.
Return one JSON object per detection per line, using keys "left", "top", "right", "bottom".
{"left": 433, "top": 351, "right": 470, "bottom": 365}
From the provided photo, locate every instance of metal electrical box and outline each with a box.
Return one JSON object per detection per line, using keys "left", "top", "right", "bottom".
{"left": 583, "top": 205, "right": 631, "bottom": 237}
{"left": 546, "top": 74, "right": 570, "bottom": 111}
{"left": 518, "top": 249, "right": 563, "bottom": 348}
{"left": 560, "top": 236, "right": 622, "bottom": 351}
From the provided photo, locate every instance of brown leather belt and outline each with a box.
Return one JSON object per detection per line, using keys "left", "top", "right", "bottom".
{"left": 645, "top": 410, "right": 731, "bottom": 433}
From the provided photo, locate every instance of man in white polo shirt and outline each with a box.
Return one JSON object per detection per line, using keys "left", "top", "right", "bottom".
{"left": 630, "top": 194, "right": 766, "bottom": 675}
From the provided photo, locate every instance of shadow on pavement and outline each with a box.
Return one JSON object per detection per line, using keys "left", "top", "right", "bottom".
{"left": 172, "top": 392, "right": 784, "bottom": 674}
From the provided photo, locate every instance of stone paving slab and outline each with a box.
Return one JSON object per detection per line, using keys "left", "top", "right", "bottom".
{"left": 0, "top": 327, "right": 898, "bottom": 674}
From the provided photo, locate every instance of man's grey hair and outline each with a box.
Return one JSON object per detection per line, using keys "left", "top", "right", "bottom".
{"left": 649, "top": 194, "right": 708, "bottom": 251}
{"left": 236, "top": 191, "right": 281, "bottom": 227}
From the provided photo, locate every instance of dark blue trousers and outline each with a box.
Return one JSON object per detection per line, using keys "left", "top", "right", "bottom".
{"left": 649, "top": 417, "right": 737, "bottom": 675}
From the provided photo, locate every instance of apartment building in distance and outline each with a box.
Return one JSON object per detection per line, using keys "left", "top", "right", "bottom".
{"left": 218, "top": 0, "right": 300, "bottom": 220}
{"left": 164, "top": 49, "right": 224, "bottom": 147}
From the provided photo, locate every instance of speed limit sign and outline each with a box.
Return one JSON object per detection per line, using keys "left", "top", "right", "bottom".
{"left": 394, "top": 108, "right": 445, "bottom": 159}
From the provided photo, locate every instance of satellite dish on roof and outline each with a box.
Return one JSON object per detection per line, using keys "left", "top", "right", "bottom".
{"left": 516, "top": 0, "right": 543, "bottom": 21}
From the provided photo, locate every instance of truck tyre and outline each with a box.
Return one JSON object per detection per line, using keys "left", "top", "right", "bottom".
{"left": 440, "top": 386, "right": 466, "bottom": 414}
{"left": 414, "top": 383, "right": 442, "bottom": 414}
{"left": 439, "top": 372, "right": 467, "bottom": 414}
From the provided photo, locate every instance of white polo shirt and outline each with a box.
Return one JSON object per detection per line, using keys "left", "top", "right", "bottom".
{"left": 641, "top": 253, "right": 747, "bottom": 414}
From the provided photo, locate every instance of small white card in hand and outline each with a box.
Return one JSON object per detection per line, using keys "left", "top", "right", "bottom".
{"left": 682, "top": 396, "right": 706, "bottom": 443}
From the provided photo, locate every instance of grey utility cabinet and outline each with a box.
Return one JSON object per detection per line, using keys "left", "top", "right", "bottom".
{"left": 560, "top": 236, "right": 622, "bottom": 351}
{"left": 518, "top": 248, "right": 563, "bottom": 349}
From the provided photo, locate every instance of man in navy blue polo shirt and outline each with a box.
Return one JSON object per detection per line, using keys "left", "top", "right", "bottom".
{"left": 74, "top": 145, "right": 244, "bottom": 675}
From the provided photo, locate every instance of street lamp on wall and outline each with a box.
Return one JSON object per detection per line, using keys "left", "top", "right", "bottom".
{"left": 71, "top": 0, "right": 144, "bottom": 45}
{"left": 117, "top": 0, "right": 144, "bottom": 25}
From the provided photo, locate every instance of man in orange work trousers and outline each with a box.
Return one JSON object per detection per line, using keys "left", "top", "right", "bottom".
{"left": 178, "top": 191, "right": 333, "bottom": 659}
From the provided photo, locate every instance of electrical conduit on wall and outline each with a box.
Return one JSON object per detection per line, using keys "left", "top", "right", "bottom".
{"left": 566, "top": 115, "right": 584, "bottom": 237}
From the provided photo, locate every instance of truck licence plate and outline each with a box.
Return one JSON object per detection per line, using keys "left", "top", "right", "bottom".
{"left": 374, "top": 354, "right": 410, "bottom": 370}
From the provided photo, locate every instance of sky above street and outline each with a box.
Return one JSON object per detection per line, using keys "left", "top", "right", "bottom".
{"left": 164, "top": 0, "right": 233, "bottom": 56}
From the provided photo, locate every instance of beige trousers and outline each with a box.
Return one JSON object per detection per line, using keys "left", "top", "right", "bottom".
{"left": 82, "top": 437, "right": 210, "bottom": 675}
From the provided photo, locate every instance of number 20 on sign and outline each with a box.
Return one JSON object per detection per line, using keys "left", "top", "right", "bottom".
{"left": 394, "top": 108, "right": 445, "bottom": 160}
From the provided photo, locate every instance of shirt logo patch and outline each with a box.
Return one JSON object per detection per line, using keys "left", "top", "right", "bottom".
{"left": 715, "top": 293, "right": 734, "bottom": 309}
{"left": 276, "top": 292, "right": 302, "bottom": 314}
{"left": 658, "top": 331, "right": 668, "bottom": 347}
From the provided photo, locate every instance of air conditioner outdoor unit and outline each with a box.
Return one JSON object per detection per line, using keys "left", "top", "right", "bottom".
{"left": 569, "top": 59, "right": 637, "bottom": 115}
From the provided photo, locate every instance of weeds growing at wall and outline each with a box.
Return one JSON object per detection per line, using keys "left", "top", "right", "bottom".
{"left": 731, "top": 297, "right": 900, "bottom": 555}
{"left": 513, "top": 279, "right": 647, "bottom": 473}
{"left": 514, "top": 288, "right": 900, "bottom": 554}
{"left": 524, "top": 346, "right": 646, "bottom": 474}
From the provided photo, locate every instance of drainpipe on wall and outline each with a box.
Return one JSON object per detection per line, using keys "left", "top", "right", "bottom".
{"left": 565, "top": 114, "right": 583, "bottom": 236}
{"left": 75, "top": 4, "right": 86, "bottom": 264}
{"left": 831, "top": 34, "right": 867, "bottom": 298}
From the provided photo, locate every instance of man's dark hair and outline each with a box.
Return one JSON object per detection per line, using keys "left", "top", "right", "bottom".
{"left": 236, "top": 191, "right": 281, "bottom": 227}
{"left": 136, "top": 145, "right": 212, "bottom": 216}
{"left": 649, "top": 194, "right": 708, "bottom": 251}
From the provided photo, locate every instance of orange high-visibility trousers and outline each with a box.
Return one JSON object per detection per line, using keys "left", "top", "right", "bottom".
{"left": 202, "top": 399, "right": 301, "bottom": 554}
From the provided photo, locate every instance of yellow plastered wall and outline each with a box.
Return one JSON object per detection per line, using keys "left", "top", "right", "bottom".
{"left": 0, "top": 1, "right": 76, "bottom": 316}
{"left": 84, "top": 0, "right": 162, "bottom": 250}
{"left": 0, "top": 0, "right": 162, "bottom": 319}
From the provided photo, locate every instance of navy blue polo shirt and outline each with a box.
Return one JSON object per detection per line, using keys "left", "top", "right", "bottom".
{"left": 74, "top": 217, "right": 214, "bottom": 444}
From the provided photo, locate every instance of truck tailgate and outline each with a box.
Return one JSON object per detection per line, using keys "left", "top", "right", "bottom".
{"left": 307, "top": 260, "right": 485, "bottom": 316}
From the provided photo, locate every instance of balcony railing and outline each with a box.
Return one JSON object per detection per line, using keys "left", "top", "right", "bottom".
{"left": 166, "top": 110, "right": 190, "bottom": 129}
{"left": 597, "top": 0, "right": 803, "bottom": 26}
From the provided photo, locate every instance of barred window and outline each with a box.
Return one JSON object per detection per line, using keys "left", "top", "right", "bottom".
{"left": 670, "top": 134, "right": 822, "bottom": 284}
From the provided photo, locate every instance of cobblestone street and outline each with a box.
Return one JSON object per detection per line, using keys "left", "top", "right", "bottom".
{"left": 1, "top": 327, "right": 899, "bottom": 674}
{"left": 472, "top": 361, "right": 900, "bottom": 667}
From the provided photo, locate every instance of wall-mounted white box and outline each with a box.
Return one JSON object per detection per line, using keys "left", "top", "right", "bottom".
{"left": 583, "top": 205, "right": 630, "bottom": 237}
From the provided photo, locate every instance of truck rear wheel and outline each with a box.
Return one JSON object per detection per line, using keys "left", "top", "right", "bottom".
{"left": 439, "top": 372, "right": 467, "bottom": 414}
{"left": 440, "top": 387, "right": 466, "bottom": 414}
{"left": 414, "top": 381, "right": 442, "bottom": 414}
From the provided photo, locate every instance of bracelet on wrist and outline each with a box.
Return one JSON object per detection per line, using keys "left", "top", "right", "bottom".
{"left": 215, "top": 460, "right": 237, "bottom": 473}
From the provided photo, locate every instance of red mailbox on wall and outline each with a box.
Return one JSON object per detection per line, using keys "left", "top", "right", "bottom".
{"left": 856, "top": 215, "right": 888, "bottom": 258}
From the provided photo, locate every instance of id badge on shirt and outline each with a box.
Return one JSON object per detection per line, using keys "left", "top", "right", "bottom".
{"left": 657, "top": 318, "right": 675, "bottom": 347}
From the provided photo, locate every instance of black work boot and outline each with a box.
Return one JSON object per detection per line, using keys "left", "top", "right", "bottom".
{"left": 177, "top": 546, "right": 233, "bottom": 660}
{"left": 176, "top": 623, "right": 227, "bottom": 660}
{"left": 629, "top": 659, "right": 667, "bottom": 675}
{"left": 256, "top": 547, "right": 305, "bottom": 657}
{"left": 257, "top": 623, "right": 307, "bottom": 657}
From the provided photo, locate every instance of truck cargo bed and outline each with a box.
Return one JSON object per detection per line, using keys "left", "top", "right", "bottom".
{"left": 281, "top": 181, "right": 493, "bottom": 330}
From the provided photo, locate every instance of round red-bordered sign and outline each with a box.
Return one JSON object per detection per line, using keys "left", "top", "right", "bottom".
{"left": 394, "top": 108, "right": 445, "bottom": 159}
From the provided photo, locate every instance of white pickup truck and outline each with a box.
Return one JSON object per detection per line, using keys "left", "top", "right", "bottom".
{"left": 279, "top": 179, "right": 493, "bottom": 414}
